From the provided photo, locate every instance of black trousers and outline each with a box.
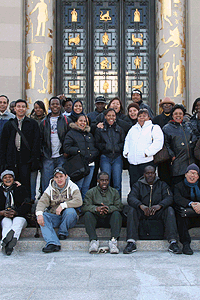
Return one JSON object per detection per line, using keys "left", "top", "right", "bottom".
{"left": 176, "top": 214, "right": 200, "bottom": 245}
{"left": 84, "top": 211, "right": 122, "bottom": 241}
{"left": 129, "top": 161, "right": 155, "bottom": 188}
{"left": 126, "top": 205, "right": 179, "bottom": 241}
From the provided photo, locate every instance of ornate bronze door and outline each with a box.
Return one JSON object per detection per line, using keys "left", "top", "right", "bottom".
{"left": 56, "top": 0, "right": 155, "bottom": 113}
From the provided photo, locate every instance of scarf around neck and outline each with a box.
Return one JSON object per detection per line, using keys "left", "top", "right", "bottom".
{"left": 2, "top": 183, "right": 15, "bottom": 209}
{"left": 184, "top": 178, "right": 200, "bottom": 201}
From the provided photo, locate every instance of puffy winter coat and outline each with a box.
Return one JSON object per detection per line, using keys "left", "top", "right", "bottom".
{"left": 95, "top": 121, "right": 125, "bottom": 159}
{"left": 63, "top": 123, "right": 99, "bottom": 164}
{"left": 123, "top": 120, "right": 163, "bottom": 165}
{"left": 128, "top": 176, "right": 173, "bottom": 209}
{"left": 162, "top": 121, "right": 197, "bottom": 177}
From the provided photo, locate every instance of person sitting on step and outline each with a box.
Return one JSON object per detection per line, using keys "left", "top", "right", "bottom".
{"left": 36, "top": 167, "right": 82, "bottom": 253}
{"left": 123, "top": 165, "right": 182, "bottom": 255}
{"left": 82, "top": 172, "right": 123, "bottom": 254}
{"left": 0, "top": 170, "right": 31, "bottom": 256}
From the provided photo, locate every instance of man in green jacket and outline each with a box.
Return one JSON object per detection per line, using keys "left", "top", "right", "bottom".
{"left": 82, "top": 172, "right": 123, "bottom": 254}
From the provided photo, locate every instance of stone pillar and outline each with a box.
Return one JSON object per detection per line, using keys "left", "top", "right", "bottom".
{"left": 25, "top": 0, "right": 55, "bottom": 113}
{"left": 156, "top": 0, "right": 186, "bottom": 114}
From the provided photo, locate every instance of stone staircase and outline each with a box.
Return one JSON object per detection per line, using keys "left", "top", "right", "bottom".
{"left": 15, "top": 224, "right": 200, "bottom": 253}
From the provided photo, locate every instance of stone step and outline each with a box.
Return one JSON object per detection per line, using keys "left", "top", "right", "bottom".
{"left": 21, "top": 226, "right": 200, "bottom": 239}
{"left": 14, "top": 238, "right": 200, "bottom": 253}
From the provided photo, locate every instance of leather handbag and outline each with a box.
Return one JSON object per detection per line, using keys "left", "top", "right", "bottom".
{"left": 153, "top": 144, "right": 170, "bottom": 165}
{"left": 63, "top": 153, "right": 90, "bottom": 181}
{"left": 175, "top": 206, "right": 199, "bottom": 218}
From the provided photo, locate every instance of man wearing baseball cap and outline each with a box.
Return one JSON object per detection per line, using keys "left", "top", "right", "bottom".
{"left": 87, "top": 96, "right": 106, "bottom": 125}
{"left": 36, "top": 167, "right": 82, "bottom": 253}
{"left": 153, "top": 97, "right": 175, "bottom": 129}
{"left": 131, "top": 88, "right": 154, "bottom": 119}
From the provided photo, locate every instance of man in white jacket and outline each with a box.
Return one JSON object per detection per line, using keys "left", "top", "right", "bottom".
{"left": 123, "top": 109, "right": 163, "bottom": 187}
{"left": 36, "top": 167, "right": 82, "bottom": 253}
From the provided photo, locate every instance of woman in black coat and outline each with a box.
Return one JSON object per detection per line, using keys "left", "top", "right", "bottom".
{"left": 95, "top": 108, "right": 125, "bottom": 196}
{"left": 163, "top": 104, "right": 197, "bottom": 186}
{"left": 63, "top": 114, "right": 98, "bottom": 200}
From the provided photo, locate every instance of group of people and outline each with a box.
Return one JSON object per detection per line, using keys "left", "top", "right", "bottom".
{"left": 0, "top": 90, "right": 200, "bottom": 256}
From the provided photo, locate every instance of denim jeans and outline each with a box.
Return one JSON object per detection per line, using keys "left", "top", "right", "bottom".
{"left": 100, "top": 154, "right": 122, "bottom": 196}
{"left": 75, "top": 165, "right": 95, "bottom": 201}
{"left": 40, "top": 208, "right": 77, "bottom": 246}
{"left": 42, "top": 156, "right": 66, "bottom": 192}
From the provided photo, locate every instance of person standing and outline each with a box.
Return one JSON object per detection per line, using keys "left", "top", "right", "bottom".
{"left": 0, "top": 99, "right": 40, "bottom": 195}
{"left": 40, "top": 96, "right": 69, "bottom": 192}
{"left": 131, "top": 88, "right": 154, "bottom": 119}
{"left": 0, "top": 95, "right": 15, "bottom": 138}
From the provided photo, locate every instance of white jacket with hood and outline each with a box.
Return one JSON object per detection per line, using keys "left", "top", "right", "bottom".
{"left": 123, "top": 120, "right": 164, "bottom": 165}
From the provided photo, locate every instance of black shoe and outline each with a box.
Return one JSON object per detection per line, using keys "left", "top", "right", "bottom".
{"left": 123, "top": 242, "right": 137, "bottom": 254}
{"left": 42, "top": 244, "right": 61, "bottom": 253}
{"left": 5, "top": 237, "right": 17, "bottom": 256}
{"left": 168, "top": 242, "right": 182, "bottom": 254}
{"left": 58, "top": 234, "right": 67, "bottom": 240}
{"left": 182, "top": 243, "right": 193, "bottom": 255}
{"left": 1, "top": 229, "right": 14, "bottom": 247}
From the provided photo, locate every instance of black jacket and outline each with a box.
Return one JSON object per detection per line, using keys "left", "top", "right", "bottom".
{"left": 92, "top": 112, "right": 132, "bottom": 134}
{"left": 138, "top": 100, "right": 154, "bottom": 119}
{"left": 152, "top": 112, "right": 172, "bottom": 129}
{"left": 40, "top": 113, "right": 69, "bottom": 159}
{"left": 0, "top": 116, "right": 40, "bottom": 167}
{"left": 190, "top": 114, "right": 200, "bottom": 138}
{"left": 162, "top": 121, "right": 197, "bottom": 176}
{"left": 128, "top": 176, "right": 173, "bottom": 209}
{"left": 0, "top": 184, "right": 31, "bottom": 218}
{"left": 63, "top": 123, "right": 99, "bottom": 164}
{"left": 95, "top": 121, "right": 125, "bottom": 159}
{"left": 174, "top": 180, "right": 200, "bottom": 208}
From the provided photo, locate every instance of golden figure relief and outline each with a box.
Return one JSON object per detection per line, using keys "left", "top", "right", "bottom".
{"left": 100, "top": 57, "right": 111, "bottom": 70}
{"left": 69, "top": 82, "right": 80, "bottom": 93}
{"left": 132, "top": 82, "right": 143, "bottom": 91}
{"left": 159, "top": 49, "right": 169, "bottom": 58}
{"left": 134, "top": 9, "right": 140, "bottom": 22}
{"left": 71, "top": 56, "right": 78, "bottom": 69}
{"left": 159, "top": 0, "right": 172, "bottom": 30}
{"left": 26, "top": 50, "right": 42, "bottom": 90}
{"left": 174, "top": 0, "right": 181, "bottom": 3}
{"left": 100, "top": 11, "right": 111, "bottom": 22}
{"left": 47, "top": 28, "right": 53, "bottom": 38}
{"left": 44, "top": 97, "right": 49, "bottom": 112}
{"left": 103, "top": 81, "right": 109, "bottom": 93}
{"left": 102, "top": 32, "right": 109, "bottom": 45}
{"left": 38, "top": 54, "right": 46, "bottom": 94}
{"left": 132, "top": 33, "right": 143, "bottom": 46}
{"left": 68, "top": 34, "right": 80, "bottom": 46}
{"left": 162, "top": 27, "right": 183, "bottom": 47}
{"left": 134, "top": 56, "right": 141, "bottom": 69}
{"left": 45, "top": 46, "right": 53, "bottom": 94}
{"left": 30, "top": 0, "right": 48, "bottom": 37}
{"left": 71, "top": 9, "right": 78, "bottom": 22}
{"left": 173, "top": 55, "right": 186, "bottom": 97}
{"left": 160, "top": 62, "right": 173, "bottom": 97}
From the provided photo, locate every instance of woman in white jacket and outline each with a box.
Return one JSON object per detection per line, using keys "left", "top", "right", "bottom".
{"left": 123, "top": 109, "right": 164, "bottom": 187}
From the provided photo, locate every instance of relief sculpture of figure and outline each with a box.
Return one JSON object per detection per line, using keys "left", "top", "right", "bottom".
{"left": 159, "top": 0, "right": 173, "bottom": 30}
{"left": 45, "top": 46, "right": 53, "bottom": 94}
{"left": 100, "top": 57, "right": 111, "bottom": 70}
{"left": 102, "top": 32, "right": 109, "bottom": 45}
{"left": 30, "top": 0, "right": 48, "bottom": 37}
{"left": 162, "top": 27, "right": 183, "bottom": 48}
{"left": 134, "top": 56, "right": 141, "bottom": 69}
{"left": 71, "top": 8, "right": 78, "bottom": 22}
{"left": 26, "top": 50, "right": 41, "bottom": 89}
{"left": 161, "top": 62, "right": 173, "bottom": 97}
{"left": 173, "top": 57, "right": 186, "bottom": 97}
{"left": 71, "top": 56, "right": 78, "bottom": 69}
{"left": 134, "top": 9, "right": 140, "bottom": 22}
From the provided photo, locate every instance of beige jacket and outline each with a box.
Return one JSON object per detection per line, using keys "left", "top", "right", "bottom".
{"left": 36, "top": 179, "right": 82, "bottom": 216}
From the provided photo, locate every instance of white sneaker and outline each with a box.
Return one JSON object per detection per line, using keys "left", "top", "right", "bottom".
{"left": 109, "top": 237, "right": 119, "bottom": 254}
{"left": 89, "top": 240, "right": 99, "bottom": 254}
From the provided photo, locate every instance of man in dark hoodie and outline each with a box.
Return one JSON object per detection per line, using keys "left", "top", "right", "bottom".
{"left": 131, "top": 88, "right": 154, "bottom": 119}
{"left": 123, "top": 165, "right": 181, "bottom": 254}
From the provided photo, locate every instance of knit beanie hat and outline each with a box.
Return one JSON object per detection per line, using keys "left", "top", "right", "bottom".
{"left": 1, "top": 170, "right": 15, "bottom": 181}
{"left": 185, "top": 164, "right": 199, "bottom": 174}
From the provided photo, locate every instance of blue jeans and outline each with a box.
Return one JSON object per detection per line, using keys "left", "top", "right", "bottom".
{"left": 75, "top": 165, "right": 95, "bottom": 201}
{"left": 100, "top": 154, "right": 122, "bottom": 196}
{"left": 42, "top": 156, "right": 66, "bottom": 192}
{"left": 40, "top": 208, "right": 77, "bottom": 246}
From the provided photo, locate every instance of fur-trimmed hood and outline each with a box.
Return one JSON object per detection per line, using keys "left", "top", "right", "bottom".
{"left": 69, "top": 122, "right": 91, "bottom": 133}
